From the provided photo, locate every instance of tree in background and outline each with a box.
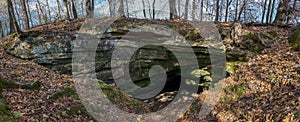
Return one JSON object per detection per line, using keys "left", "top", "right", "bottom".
{"left": 70, "top": 0, "right": 78, "bottom": 19}
{"left": 274, "top": 0, "right": 291, "bottom": 25}
{"left": 225, "top": 0, "right": 232, "bottom": 22}
{"left": 184, "top": 0, "right": 189, "bottom": 20}
{"left": 0, "top": 21, "right": 3, "bottom": 38}
{"left": 7, "top": 0, "right": 21, "bottom": 34}
{"left": 169, "top": 0, "right": 177, "bottom": 20}
{"left": 20, "top": 0, "right": 29, "bottom": 29}
{"left": 63, "top": 0, "right": 70, "bottom": 20}
{"left": 192, "top": 0, "right": 197, "bottom": 21}
{"left": 118, "top": 0, "right": 125, "bottom": 17}
{"left": 85, "top": 0, "right": 93, "bottom": 17}
{"left": 215, "top": 0, "right": 220, "bottom": 21}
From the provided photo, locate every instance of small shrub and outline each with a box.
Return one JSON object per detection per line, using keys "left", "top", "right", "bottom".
{"left": 268, "top": 30, "right": 278, "bottom": 37}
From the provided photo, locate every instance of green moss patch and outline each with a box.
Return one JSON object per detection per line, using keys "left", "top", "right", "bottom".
{"left": 0, "top": 93, "right": 15, "bottom": 122}
{"left": 0, "top": 77, "right": 41, "bottom": 90}
{"left": 289, "top": 28, "right": 300, "bottom": 51}
{"left": 268, "top": 30, "right": 278, "bottom": 37}
{"left": 222, "top": 83, "right": 246, "bottom": 102}
{"left": 98, "top": 80, "right": 148, "bottom": 113}
{"left": 51, "top": 86, "right": 79, "bottom": 100}
{"left": 243, "top": 33, "right": 259, "bottom": 42}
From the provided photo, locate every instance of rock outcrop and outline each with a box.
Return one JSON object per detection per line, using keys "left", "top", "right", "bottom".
{"left": 0, "top": 18, "right": 232, "bottom": 89}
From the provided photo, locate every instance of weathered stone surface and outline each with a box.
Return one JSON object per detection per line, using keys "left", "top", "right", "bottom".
{"left": 0, "top": 22, "right": 223, "bottom": 86}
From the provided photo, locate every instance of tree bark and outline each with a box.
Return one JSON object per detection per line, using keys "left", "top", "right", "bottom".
{"left": 274, "top": 0, "right": 291, "bottom": 25}
{"left": 192, "top": 0, "right": 196, "bottom": 21}
{"left": 184, "top": 0, "right": 189, "bottom": 20}
{"left": 215, "top": 0, "right": 220, "bottom": 21}
{"left": 269, "top": 0, "right": 276, "bottom": 23}
{"left": 70, "top": 0, "right": 78, "bottom": 19}
{"left": 178, "top": 0, "right": 181, "bottom": 17}
{"left": 63, "top": 0, "right": 70, "bottom": 20}
{"left": 125, "top": 0, "right": 129, "bottom": 17}
{"left": 237, "top": 0, "right": 246, "bottom": 21}
{"left": 46, "top": 0, "right": 52, "bottom": 22}
{"left": 0, "top": 21, "right": 3, "bottom": 38}
{"left": 261, "top": 0, "right": 267, "bottom": 23}
{"left": 108, "top": 0, "right": 115, "bottom": 17}
{"left": 200, "top": 0, "right": 204, "bottom": 21}
{"left": 225, "top": 0, "right": 232, "bottom": 22}
{"left": 36, "top": 3, "right": 42, "bottom": 25}
{"left": 25, "top": 0, "right": 32, "bottom": 27}
{"left": 20, "top": 0, "right": 29, "bottom": 29}
{"left": 142, "top": 0, "right": 147, "bottom": 18}
{"left": 234, "top": 0, "right": 238, "bottom": 21}
{"left": 153, "top": 0, "right": 156, "bottom": 19}
{"left": 118, "top": 0, "right": 125, "bottom": 17}
{"left": 85, "top": 0, "right": 92, "bottom": 16}
{"left": 7, "top": 0, "right": 21, "bottom": 34}
{"left": 56, "top": 0, "right": 62, "bottom": 20}
{"left": 266, "top": 0, "right": 272, "bottom": 23}
{"left": 169, "top": 0, "right": 177, "bottom": 20}
{"left": 12, "top": 0, "right": 21, "bottom": 26}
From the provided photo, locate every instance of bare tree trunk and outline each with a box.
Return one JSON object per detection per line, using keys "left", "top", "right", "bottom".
{"left": 0, "top": 21, "right": 3, "bottom": 38}
{"left": 46, "top": 0, "right": 52, "bottom": 22}
{"left": 274, "top": 0, "right": 291, "bottom": 25}
{"left": 153, "top": 0, "right": 156, "bottom": 19}
{"left": 237, "top": 0, "right": 246, "bottom": 21}
{"left": 7, "top": 0, "right": 21, "bottom": 34}
{"left": 70, "top": 0, "right": 78, "bottom": 19}
{"left": 56, "top": 0, "right": 62, "bottom": 20}
{"left": 125, "top": 0, "right": 129, "bottom": 17}
{"left": 169, "top": 0, "right": 177, "bottom": 20}
{"left": 108, "top": 0, "right": 115, "bottom": 17}
{"left": 85, "top": 0, "right": 92, "bottom": 16}
{"left": 12, "top": 0, "right": 21, "bottom": 27}
{"left": 141, "top": 0, "right": 146, "bottom": 18}
{"left": 63, "top": 0, "right": 70, "bottom": 20}
{"left": 215, "top": 0, "right": 220, "bottom": 21}
{"left": 225, "top": 0, "right": 232, "bottom": 22}
{"left": 200, "top": 0, "right": 204, "bottom": 21}
{"left": 269, "top": 0, "right": 276, "bottom": 23}
{"left": 192, "top": 0, "right": 196, "bottom": 21}
{"left": 266, "top": 0, "right": 272, "bottom": 23}
{"left": 37, "top": 0, "right": 48, "bottom": 23}
{"left": 118, "top": 0, "right": 125, "bottom": 17}
{"left": 36, "top": 3, "right": 42, "bottom": 25}
{"left": 178, "top": 0, "right": 181, "bottom": 17}
{"left": 81, "top": 1, "right": 84, "bottom": 16}
{"left": 261, "top": 0, "right": 267, "bottom": 23}
{"left": 20, "top": 0, "right": 29, "bottom": 29}
{"left": 234, "top": 0, "right": 238, "bottom": 21}
{"left": 25, "top": 0, "right": 32, "bottom": 27}
{"left": 184, "top": 0, "right": 189, "bottom": 20}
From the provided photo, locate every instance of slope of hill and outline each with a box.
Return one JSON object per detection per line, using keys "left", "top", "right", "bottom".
{"left": 0, "top": 18, "right": 299, "bottom": 121}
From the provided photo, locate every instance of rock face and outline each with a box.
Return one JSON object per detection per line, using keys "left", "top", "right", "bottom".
{"left": 0, "top": 20, "right": 229, "bottom": 89}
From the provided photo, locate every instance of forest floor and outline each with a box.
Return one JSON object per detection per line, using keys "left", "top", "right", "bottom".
{"left": 0, "top": 19, "right": 299, "bottom": 121}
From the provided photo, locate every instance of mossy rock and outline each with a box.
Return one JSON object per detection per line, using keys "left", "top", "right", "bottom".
{"left": 289, "top": 27, "right": 300, "bottom": 51}
{"left": 0, "top": 77, "right": 41, "bottom": 90}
